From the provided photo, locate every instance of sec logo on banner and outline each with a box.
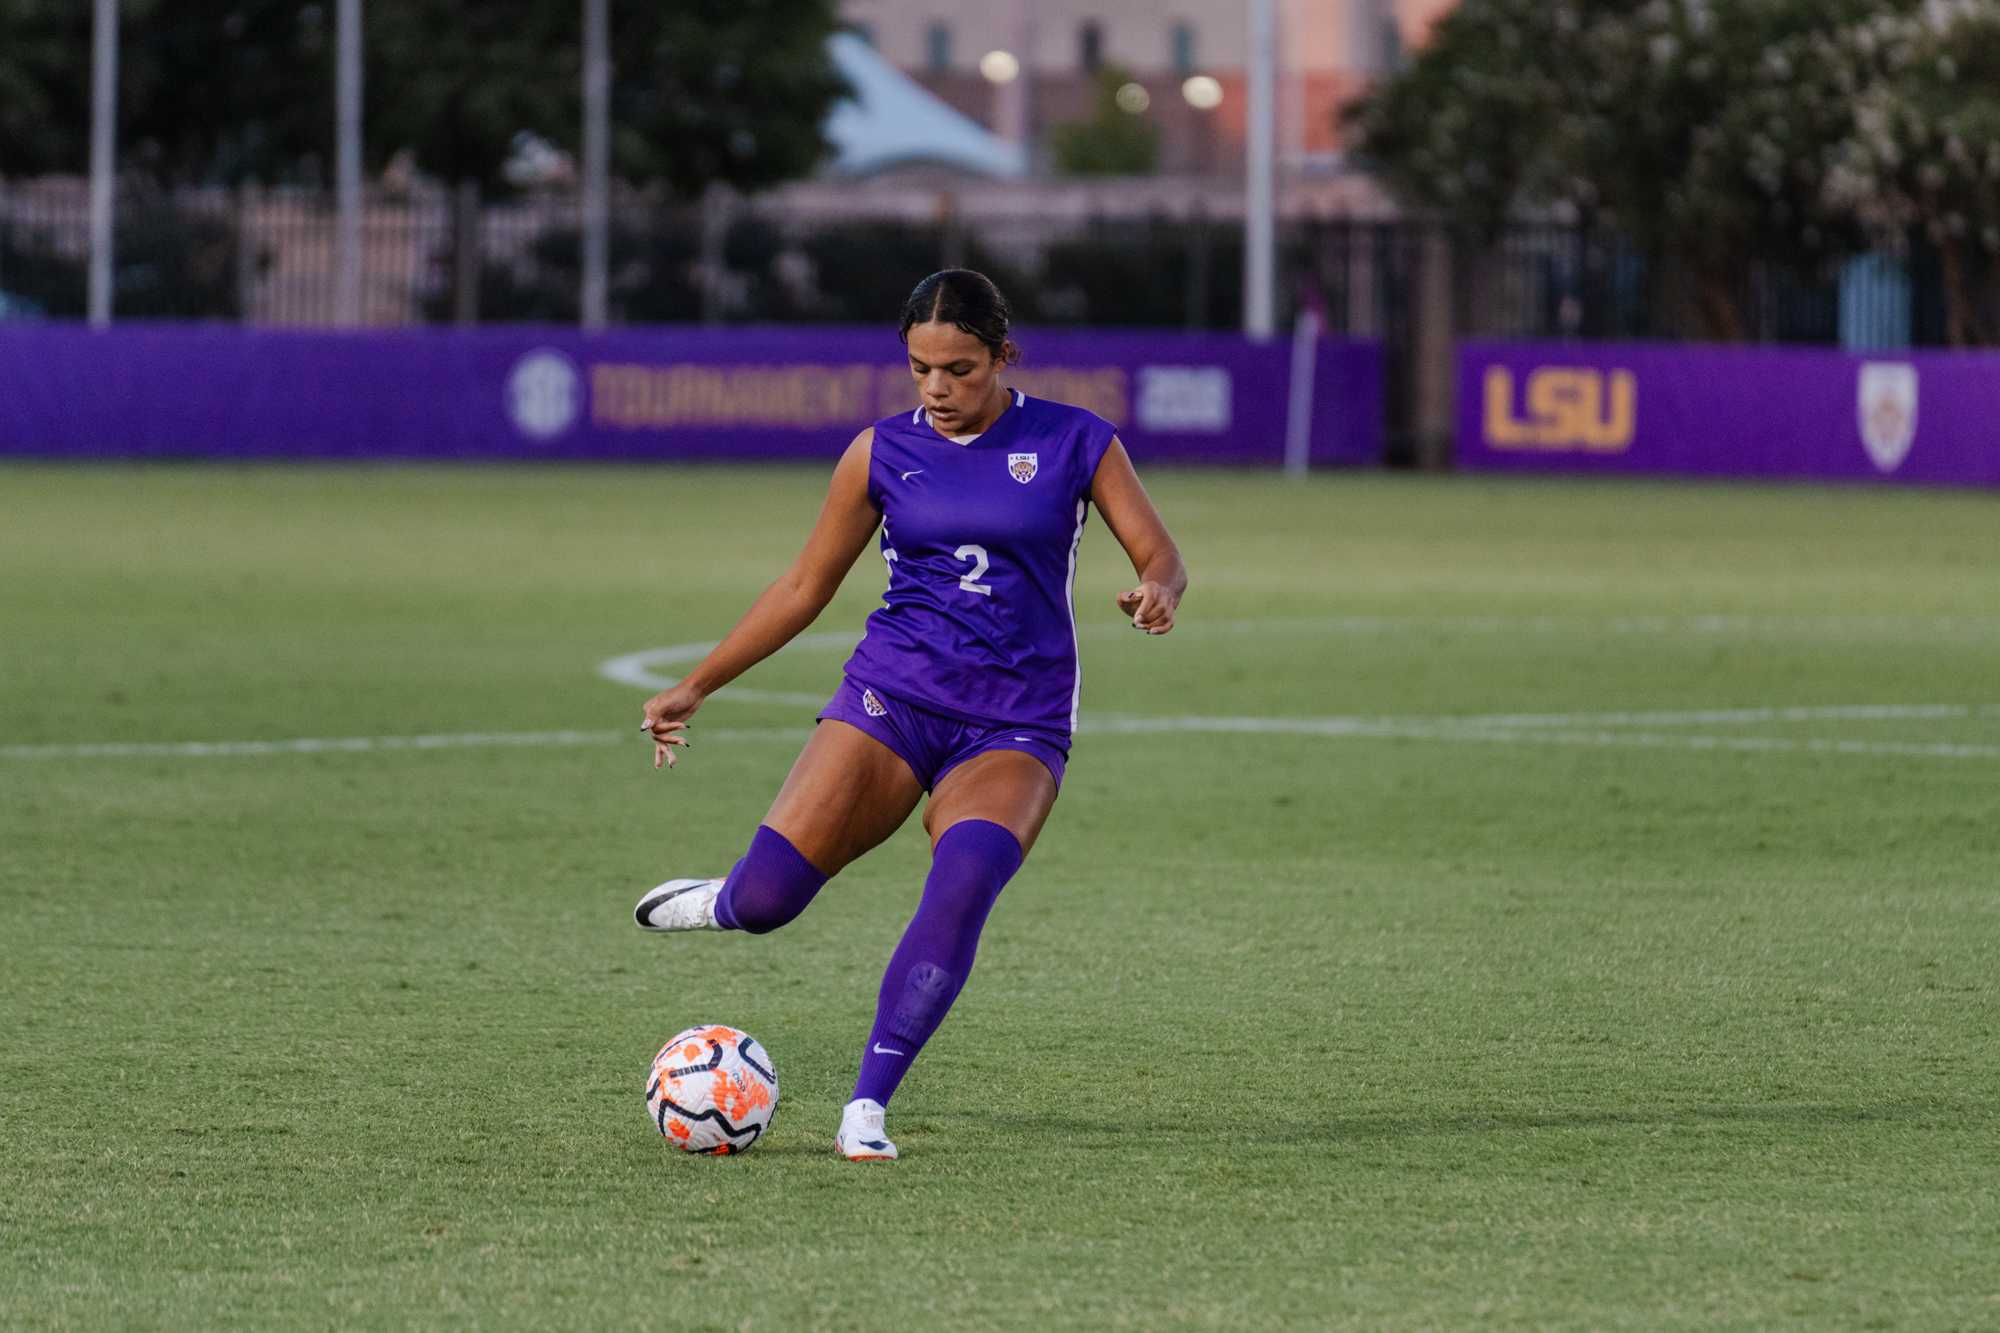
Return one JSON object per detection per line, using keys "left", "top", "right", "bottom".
{"left": 1857, "top": 362, "right": 1918, "bottom": 474}
{"left": 508, "top": 349, "right": 582, "bottom": 441}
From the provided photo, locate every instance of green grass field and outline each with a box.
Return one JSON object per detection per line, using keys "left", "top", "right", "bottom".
{"left": 4, "top": 464, "right": 1997, "bottom": 1329}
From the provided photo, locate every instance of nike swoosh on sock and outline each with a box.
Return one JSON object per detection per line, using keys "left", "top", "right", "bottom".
{"left": 871, "top": 1043, "right": 905, "bottom": 1056}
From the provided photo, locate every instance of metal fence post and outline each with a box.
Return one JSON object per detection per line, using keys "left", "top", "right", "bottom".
{"left": 236, "top": 183, "right": 258, "bottom": 320}
{"left": 1186, "top": 200, "right": 1210, "bottom": 331}
{"left": 1243, "top": 0, "right": 1276, "bottom": 338}
{"left": 87, "top": 0, "right": 119, "bottom": 327}
{"left": 334, "top": 0, "right": 363, "bottom": 326}
{"left": 1411, "top": 225, "right": 1456, "bottom": 470}
{"left": 452, "top": 179, "right": 481, "bottom": 325}
{"left": 580, "top": 0, "right": 610, "bottom": 330}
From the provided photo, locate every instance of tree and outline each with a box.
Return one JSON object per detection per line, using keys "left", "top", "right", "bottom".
{"left": 365, "top": 0, "right": 847, "bottom": 322}
{"left": 1346, "top": 0, "right": 1929, "bottom": 340}
{"left": 1049, "top": 67, "right": 1160, "bottom": 177}
{"left": 0, "top": 0, "right": 91, "bottom": 177}
{"left": 606, "top": 0, "right": 848, "bottom": 196}
{"left": 0, "top": 1, "right": 332, "bottom": 183}
{"left": 1, "top": 1, "right": 849, "bottom": 320}
{"left": 1820, "top": 1, "right": 2000, "bottom": 344}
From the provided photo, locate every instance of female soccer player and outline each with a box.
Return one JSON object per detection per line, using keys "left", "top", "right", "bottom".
{"left": 634, "top": 269, "right": 1187, "bottom": 1161}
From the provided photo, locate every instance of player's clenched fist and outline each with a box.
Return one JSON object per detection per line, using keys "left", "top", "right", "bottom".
{"left": 1116, "top": 581, "right": 1178, "bottom": 635}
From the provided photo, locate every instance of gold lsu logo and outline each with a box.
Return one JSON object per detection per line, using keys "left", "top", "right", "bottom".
{"left": 1483, "top": 366, "right": 1637, "bottom": 452}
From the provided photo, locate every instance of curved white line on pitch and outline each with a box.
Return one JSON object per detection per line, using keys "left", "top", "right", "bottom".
{"left": 597, "top": 633, "right": 857, "bottom": 704}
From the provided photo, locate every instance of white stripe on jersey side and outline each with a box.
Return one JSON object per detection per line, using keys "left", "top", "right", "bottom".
{"left": 1064, "top": 497, "right": 1087, "bottom": 734}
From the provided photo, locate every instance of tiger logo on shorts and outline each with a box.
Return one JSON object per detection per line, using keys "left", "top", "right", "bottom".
{"left": 862, "top": 688, "right": 888, "bottom": 717}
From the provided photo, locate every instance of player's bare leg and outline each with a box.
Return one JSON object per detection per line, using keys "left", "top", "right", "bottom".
{"left": 635, "top": 721, "right": 920, "bottom": 932}
{"left": 839, "top": 750, "right": 1059, "bottom": 1160}
{"left": 762, "top": 721, "right": 924, "bottom": 873}
{"left": 921, "top": 748, "right": 1058, "bottom": 853}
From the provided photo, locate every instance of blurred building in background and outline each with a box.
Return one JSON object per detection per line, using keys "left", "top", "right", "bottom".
{"left": 839, "top": 0, "right": 1457, "bottom": 175}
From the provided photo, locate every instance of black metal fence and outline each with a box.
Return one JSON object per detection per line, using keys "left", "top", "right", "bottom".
{"left": 0, "top": 180, "right": 1969, "bottom": 465}
{"left": 1, "top": 182, "right": 1956, "bottom": 343}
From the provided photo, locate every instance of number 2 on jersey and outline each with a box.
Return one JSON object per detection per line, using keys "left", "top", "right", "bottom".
{"left": 954, "top": 544, "right": 993, "bottom": 596}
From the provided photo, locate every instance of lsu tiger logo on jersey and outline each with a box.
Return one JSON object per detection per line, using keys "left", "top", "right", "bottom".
{"left": 1007, "top": 452, "right": 1039, "bottom": 484}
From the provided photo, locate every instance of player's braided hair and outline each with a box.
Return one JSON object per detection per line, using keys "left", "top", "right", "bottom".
{"left": 898, "top": 269, "right": 1020, "bottom": 364}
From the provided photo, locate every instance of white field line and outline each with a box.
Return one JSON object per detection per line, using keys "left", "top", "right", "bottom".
{"left": 9, "top": 630, "right": 1996, "bottom": 763}
{"left": 1088, "top": 716, "right": 2000, "bottom": 761}
{"left": 1158, "top": 614, "right": 2000, "bottom": 640}
{"left": 1188, "top": 722, "right": 2000, "bottom": 762}
{"left": 0, "top": 727, "right": 802, "bottom": 762}
{"left": 12, "top": 715, "right": 1999, "bottom": 764}
{"left": 1408, "top": 704, "right": 1995, "bottom": 729}
{"left": 1086, "top": 703, "right": 1998, "bottom": 734}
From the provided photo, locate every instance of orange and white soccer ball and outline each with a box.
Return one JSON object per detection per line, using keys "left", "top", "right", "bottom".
{"left": 645, "top": 1024, "right": 779, "bottom": 1155}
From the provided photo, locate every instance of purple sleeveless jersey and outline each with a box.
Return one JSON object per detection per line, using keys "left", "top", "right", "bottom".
{"left": 841, "top": 389, "right": 1118, "bottom": 738}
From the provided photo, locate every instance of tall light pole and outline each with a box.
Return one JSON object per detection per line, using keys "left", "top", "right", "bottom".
{"left": 87, "top": 0, "right": 118, "bottom": 328}
{"left": 1243, "top": 0, "right": 1277, "bottom": 338}
{"left": 334, "top": 0, "right": 363, "bottom": 326}
{"left": 580, "top": 0, "right": 610, "bottom": 330}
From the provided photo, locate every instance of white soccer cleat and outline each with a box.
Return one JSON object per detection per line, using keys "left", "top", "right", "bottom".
{"left": 835, "top": 1098, "right": 898, "bottom": 1162}
{"left": 634, "top": 879, "right": 725, "bottom": 932}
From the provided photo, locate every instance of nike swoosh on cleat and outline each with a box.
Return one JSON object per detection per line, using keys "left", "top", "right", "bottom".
{"left": 871, "top": 1043, "right": 905, "bottom": 1056}
{"left": 860, "top": 1140, "right": 890, "bottom": 1151}
{"left": 635, "top": 884, "right": 703, "bottom": 926}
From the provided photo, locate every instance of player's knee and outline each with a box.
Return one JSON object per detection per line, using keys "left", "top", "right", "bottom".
{"left": 717, "top": 825, "right": 831, "bottom": 934}
{"left": 726, "top": 870, "right": 820, "bottom": 934}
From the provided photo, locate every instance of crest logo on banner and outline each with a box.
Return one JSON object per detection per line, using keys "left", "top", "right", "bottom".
{"left": 1857, "top": 362, "right": 1918, "bottom": 474}
{"left": 1007, "top": 452, "right": 1039, "bottom": 484}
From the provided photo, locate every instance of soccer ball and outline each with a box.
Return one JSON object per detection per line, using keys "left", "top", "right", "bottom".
{"left": 645, "top": 1024, "right": 779, "bottom": 1155}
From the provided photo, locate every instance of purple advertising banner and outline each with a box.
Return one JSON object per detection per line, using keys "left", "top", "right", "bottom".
{"left": 1459, "top": 340, "right": 2000, "bottom": 486}
{"left": 0, "top": 324, "right": 1382, "bottom": 467}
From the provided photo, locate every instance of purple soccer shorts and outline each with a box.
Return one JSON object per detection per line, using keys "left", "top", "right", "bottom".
{"left": 816, "top": 676, "right": 1068, "bottom": 792}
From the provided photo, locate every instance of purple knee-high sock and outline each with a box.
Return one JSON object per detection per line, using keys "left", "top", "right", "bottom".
{"left": 713, "top": 825, "right": 829, "bottom": 934}
{"left": 853, "top": 819, "right": 1024, "bottom": 1107}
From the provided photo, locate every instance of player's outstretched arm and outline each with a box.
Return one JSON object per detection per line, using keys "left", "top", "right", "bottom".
{"left": 641, "top": 429, "right": 880, "bottom": 767}
{"left": 1091, "top": 437, "right": 1187, "bottom": 636}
